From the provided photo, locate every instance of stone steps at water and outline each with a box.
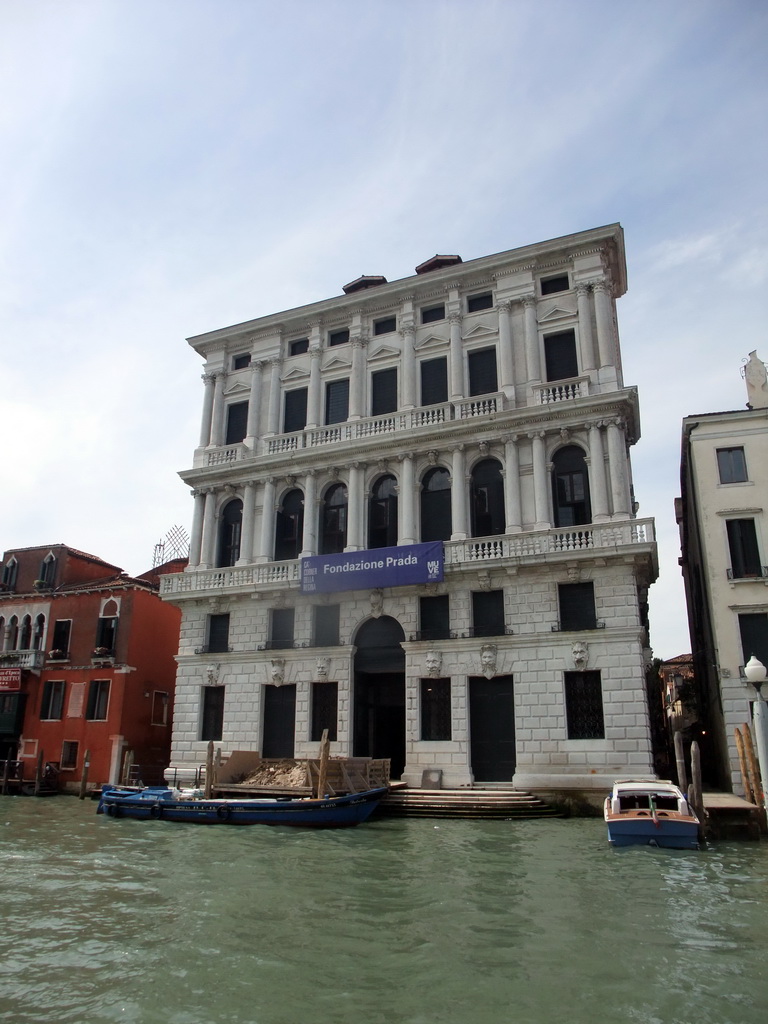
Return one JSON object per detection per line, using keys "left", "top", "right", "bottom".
{"left": 380, "top": 787, "right": 563, "bottom": 819}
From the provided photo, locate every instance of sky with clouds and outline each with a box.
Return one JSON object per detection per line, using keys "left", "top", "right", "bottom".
{"left": 1, "top": 0, "right": 766, "bottom": 660}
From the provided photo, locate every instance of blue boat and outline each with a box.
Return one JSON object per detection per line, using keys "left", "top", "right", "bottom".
{"left": 604, "top": 779, "right": 700, "bottom": 849}
{"left": 97, "top": 785, "right": 387, "bottom": 827}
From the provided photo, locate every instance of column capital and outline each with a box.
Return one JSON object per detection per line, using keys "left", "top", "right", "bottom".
{"left": 269, "top": 355, "right": 282, "bottom": 369}
{"left": 496, "top": 299, "right": 513, "bottom": 314}
{"left": 575, "top": 282, "right": 592, "bottom": 297}
{"left": 201, "top": 371, "right": 216, "bottom": 385}
{"left": 309, "top": 344, "right": 322, "bottom": 359}
{"left": 589, "top": 276, "right": 609, "bottom": 294}
{"left": 399, "top": 324, "right": 415, "bottom": 339}
{"left": 527, "top": 429, "right": 546, "bottom": 441}
{"left": 521, "top": 293, "right": 537, "bottom": 308}
{"left": 350, "top": 334, "right": 368, "bottom": 349}
{"left": 448, "top": 312, "right": 463, "bottom": 326}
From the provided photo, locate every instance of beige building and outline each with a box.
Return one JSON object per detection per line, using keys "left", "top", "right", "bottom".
{"left": 161, "top": 224, "right": 658, "bottom": 798}
{"left": 678, "top": 351, "right": 768, "bottom": 792}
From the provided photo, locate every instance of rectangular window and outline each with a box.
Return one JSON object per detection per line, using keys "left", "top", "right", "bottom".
{"left": 727, "top": 519, "right": 762, "bottom": 578}
{"left": 421, "top": 304, "right": 445, "bottom": 324}
{"left": 467, "top": 292, "right": 493, "bottom": 313}
{"left": 419, "top": 595, "right": 450, "bottom": 640}
{"left": 371, "top": 367, "right": 398, "bottom": 415}
{"left": 739, "top": 613, "right": 768, "bottom": 668}
{"left": 564, "top": 671, "right": 605, "bottom": 739}
{"left": 313, "top": 604, "right": 340, "bottom": 646}
{"left": 283, "top": 388, "right": 308, "bottom": 433}
{"left": 207, "top": 613, "right": 230, "bottom": 654}
{"left": 51, "top": 620, "right": 71, "bottom": 656}
{"left": 421, "top": 679, "right": 451, "bottom": 740}
{"left": 541, "top": 274, "right": 570, "bottom": 295}
{"left": 328, "top": 328, "right": 350, "bottom": 347}
{"left": 373, "top": 316, "right": 396, "bottom": 336}
{"left": 717, "top": 447, "right": 748, "bottom": 484}
{"left": 86, "top": 680, "right": 110, "bottom": 721}
{"left": 472, "top": 590, "right": 505, "bottom": 637}
{"left": 232, "top": 353, "right": 251, "bottom": 370}
{"left": 558, "top": 582, "right": 597, "bottom": 630}
{"left": 61, "top": 741, "right": 79, "bottom": 769}
{"left": 325, "top": 379, "right": 349, "bottom": 424}
{"left": 420, "top": 357, "right": 448, "bottom": 406}
{"left": 270, "top": 608, "right": 295, "bottom": 649}
{"left": 289, "top": 337, "right": 309, "bottom": 356}
{"left": 225, "top": 401, "right": 249, "bottom": 445}
{"left": 151, "top": 691, "right": 169, "bottom": 726}
{"left": 311, "top": 681, "right": 338, "bottom": 742}
{"left": 468, "top": 348, "right": 498, "bottom": 396}
{"left": 201, "top": 686, "right": 225, "bottom": 741}
{"left": 95, "top": 616, "right": 118, "bottom": 653}
{"left": 40, "top": 680, "right": 65, "bottom": 721}
{"left": 544, "top": 330, "right": 579, "bottom": 382}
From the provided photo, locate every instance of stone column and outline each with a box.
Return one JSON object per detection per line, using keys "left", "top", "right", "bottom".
{"left": 300, "top": 470, "right": 318, "bottom": 557}
{"left": 244, "top": 360, "right": 265, "bottom": 449}
{"left": 258, "top": 478, "right": 277, "bottom": 560}
{"left": 592, "top": 279, "right": 615, "bottom": 372}
{"left": 209, "top": 372, "right": 226, "bottom": 447}
{"left": 497, "top": 300, "right": 515, "bottom": 404}
{"left": 349, "top": 337, "right": 367, "bottom": 420}
{"left": 200, "top": 488, "right": 218, "bottom": 568}
{"left": 400, "top": 326, "right": 416, "bottom": 409}
{"left": 503, "top": 435, "right": 522, "bottom": 532}
{"left": 265, "top": 358, "right": 282, "bottom": 436}
{"left": 187, "top": 489, "right": 206, "bottom": 568}
{"left": 346, "top": 463, "right": 364, "bottom": 550}
{"left": 449, "top": 313, "right": 464, "bottom": 401}
{"left": 522, "top": 295, "right": 541, "bottom": 383}
{"left": 399, "top": 453, "right": 416, "bottom": 545}
{"left": 198, "top": 373, "right": 216, "bottom": 447}
{"left": 606, "top": 418, "right": 630, "bottom": 517}
{"left": 530, "top": 431, "right": 550, "bottom": 529}
{"left": 238, "top": 482, "right": 257, "bottom": 564}
{"left": 306, "top": 344, "right": 323, "bottom": 429}
{"left": 576, "top": 284, "right": 596, "bottom": 372}
{"left": 588, "top": 422, "right": 610, "bottom": 521}
{"left": 450, "top": 445, "right": 468, "bottom": 540}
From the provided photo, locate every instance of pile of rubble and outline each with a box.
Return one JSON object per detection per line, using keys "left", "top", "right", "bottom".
{"left": 239, "top": 760, "right": 309, "bottom": 788}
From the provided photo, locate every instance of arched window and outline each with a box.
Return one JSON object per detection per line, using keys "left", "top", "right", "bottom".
{"left": 321, "top": 483, "right": 348, "bottom": 554}
{"left": 217, "top": 499, "right": 243, "bottom": 567}
{"left": 1, "top": 557, "right": 17, "bottom": 590}
{"left": 470, "top": 459, "right": 505, "bottom": 537}
{"left": 275, "top": 489, "right": 304, "bottom": 561}
{"left": 33, "top": 614, "right": 46, "bottom": 651}
{"left": 0, "top": 617, "right": 5, "bottom": 650}
{"left": 38, "top": 553, "right": 56, "bottom": 588}
{"left": 420, "top": 467, "right": 452, "bottom": 542}
{"left": 19, "top": 615, "right": 32, "bottom": 650}
{"left": 552, "top": 445, "right": 591, "bottom": 527}
{"left": 368, "top": 475, "right": 398, "bottom": 549}
{"left": 8, "top": 616, "right": 19, "bottom": 651}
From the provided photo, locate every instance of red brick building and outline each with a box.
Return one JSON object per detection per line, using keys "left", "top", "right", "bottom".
{"left": 0, "top": 545, "right": 184, "bottom": 792}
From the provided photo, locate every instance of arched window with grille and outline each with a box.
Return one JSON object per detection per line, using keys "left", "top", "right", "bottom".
{"left": 321, "top": 483, "right": 348, "bottom": 554}
{"left": 470, "top": 459, "right": 505, "bottom": 537}
{"left": 551, "top": 446, "right": 591, "bottom": 527}
{"left": 217, "top": 498, "right": 243, "bottom": 567}
{"left": 420, "top": 467, "right": 452, "bottom": 542}
{"left": 275, "top": 489, "right": 304, "bottom": 561}
{"left": 19, "top": 615, "right": 32, "bottom": 650}
{"left": 368, "top": 475, "right": 398, "bottom": 549}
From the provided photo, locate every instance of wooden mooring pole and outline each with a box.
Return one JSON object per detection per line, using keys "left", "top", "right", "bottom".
{"left": 34, "top": 750, "right": 44, "bottom": 797}
{"left": 204, "top": 740, "right": 214, "bottom": 799}
{"left": 1, "top": 757, "right": 10, "bottom": 796}
{"left": 674, "top": 730, "right": 688, "bottom": 794}
{"left": 78, "top": 750, "right": 90, "bottom": 800}
{"left": 688, "top": 740, "right": 703, "bottom": 821}
{"left": 316, "top": 729, "right": 330, "bottom": 798}
{"left": 735, "top": 727, "right": 754, "bottom": 803}
{"left": 742, "top": 723, "right": 763, "bottom": 806}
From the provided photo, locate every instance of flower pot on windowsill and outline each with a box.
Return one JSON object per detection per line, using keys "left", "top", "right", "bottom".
{"left": 47, "top": 650, "right": 68, "bottom": 660}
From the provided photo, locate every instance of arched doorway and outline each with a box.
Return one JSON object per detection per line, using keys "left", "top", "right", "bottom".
{"left": 353, "top": 616, "right": 406, "bottom": 778}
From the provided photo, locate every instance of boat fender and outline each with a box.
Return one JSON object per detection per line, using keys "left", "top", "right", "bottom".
{"left": 216, "top": 804, "right": 231, "bottom": 821}
{"left": 106, "top": 803, "right": 120, "bottom": 818}
{"left": 150, "top": 803, "right": 163, "bottom": 819}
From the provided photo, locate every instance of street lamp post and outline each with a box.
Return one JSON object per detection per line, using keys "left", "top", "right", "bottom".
{"left": 744, "top": 656, "right": 768, "bottom": 810}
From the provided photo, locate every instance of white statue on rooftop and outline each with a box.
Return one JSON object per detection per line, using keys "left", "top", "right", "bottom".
{"left": 744, "top": 351, "right": 768, "bottom": 409}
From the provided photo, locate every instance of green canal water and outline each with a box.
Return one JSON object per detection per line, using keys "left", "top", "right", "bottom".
{"left": 1, "top": 798, "right": 767, "bottom": 1024}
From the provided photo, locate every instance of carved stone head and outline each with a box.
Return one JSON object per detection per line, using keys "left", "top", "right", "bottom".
{"left": 480, "top": 644, "right": 497, "bottom": 679}
{"left": 572, "top": 641, "right": 588, "bottom": 670}
{"left": 425, "top": 650, "right": 442, "bottom": 678}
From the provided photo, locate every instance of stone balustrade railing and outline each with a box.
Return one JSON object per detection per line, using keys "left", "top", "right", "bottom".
{"left": 160, "top": 518, "right": 655, "bottom": 597}
{"left": 0, "top": 649, "right": 45, "bottom": 671}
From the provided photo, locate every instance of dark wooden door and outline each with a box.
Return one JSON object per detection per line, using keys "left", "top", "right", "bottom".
{"left": 469, "top": 675, "right": 516, "bottom": 781}
{"left": 262, "top": 685, "right": 296, "bottom": 758}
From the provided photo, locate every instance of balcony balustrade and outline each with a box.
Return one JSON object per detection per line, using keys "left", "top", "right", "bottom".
{"left": 533, "top": 376, "right": 589, "bottom": 405}
{"left": 0, "top": 649, "right": 45, "bottom": 671}
{"left": 161, "top": 518, "right": 656, "bottom": 598}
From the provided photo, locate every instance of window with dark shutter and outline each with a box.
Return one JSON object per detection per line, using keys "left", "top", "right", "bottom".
{"left": 421, "top": 304, "right": 445, "bottom": 324}
{"left": 373, "top": 316, "right": 396, "bottom": 336}
{"left": 95, "top": 616, "right": 118, "bottom": 653}
{"left": 328, "top": 329, "right": 349, "bottom": 346}
{"left": 420, "top": 357, "right": 448, "bottom": 406}
{"left": 313, "top": 605, "right": 340, "bottom": 646}
{"left": 717, "top": 447, "right": 748, "bottom": 484}
{"left": 371, "top": 368, "right": 397, "bottom": 415}
{"left": 471, "top": 459, "right": 505, "bottom": 537}
{"left": 558, "top": 583, "right": 597, "bottom": 630}
{"left": 325, "top": 379, "right": 349, "bottom": 424}
{"left": 468, "top": 348, "right": 498, "bottom": 396}
{"left": 217, "top": 500, "right": 242, "bottom": 567}
{"left": 419, "top": 595, "right": 450, "bottom": 640}
{"left": 86, "top": 680, "right": 110, "bottom": 720}
{"left": 420, "top": 467, "right": 451, "bottom": 542}
{"left": 51, "top": 620, "right": 71, "bottom": 655}
{"left": 275, "top": 489, "right": 304, "bottom": 561}
{"left": 270, "top": 608, "right": 295, "bottom": 649}
{"left": 207, "top": 613, "right": 230, "bottom": 653}
{"left": 321, "top": 484, "right": 348, "bottom": 554}
{"left": 552, "top": 446, "right": 591, "bottom": 527}
{"left": 225, "top": 402, "right": 249, "bottom": 444}
{"left": 283, "top": 388, "right": 308, "bottom": 433}
{"left": 544, "top": 330, "right": 578, "bottom": 381}
{"left": 541, "top": 274, "right": 569, "bottom": 295}
{"left": 201, "top": 686, "right": 225, "bottom": 741}
{"left": 739, "top": 613, "right": 768, "bottom": 668}
{"left": 467, "top": 292, "right": 493, "bottom": 312}
{"left": 368, "top": 475, "right": 398, "bottom": 548}
{"left": 421, "top": 679, "right": 451, "bottom": 740}
{"left": 41, "top": 680, "right": 65, "bottom": 720}
{"left": 472, "top": 590, "right": 505, "bottom": 637}
{"left": 232, "top": 353, "right": 251, "bottom": 369}
{"left": 290, "top": 338, "right": 309, "bottom": 356}
{"left": 311, "top": 682, "right": 338, "bottom": 741}
{"left": 727, "top": 519, "right": 762, "bottom": 578}
{"left": 564, "top": 671, "right": 604, "bottom": 738}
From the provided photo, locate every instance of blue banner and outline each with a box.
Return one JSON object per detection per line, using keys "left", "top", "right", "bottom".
{"left": 301, "top": 542, "right": 444, "bottom": 594}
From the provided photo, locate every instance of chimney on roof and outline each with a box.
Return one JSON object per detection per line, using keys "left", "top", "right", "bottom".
{"left": 415, "top": 254, "right": 462, "bottom": 275}
{"left": 342, "top": 275, "right": 388, "bottom": 294}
